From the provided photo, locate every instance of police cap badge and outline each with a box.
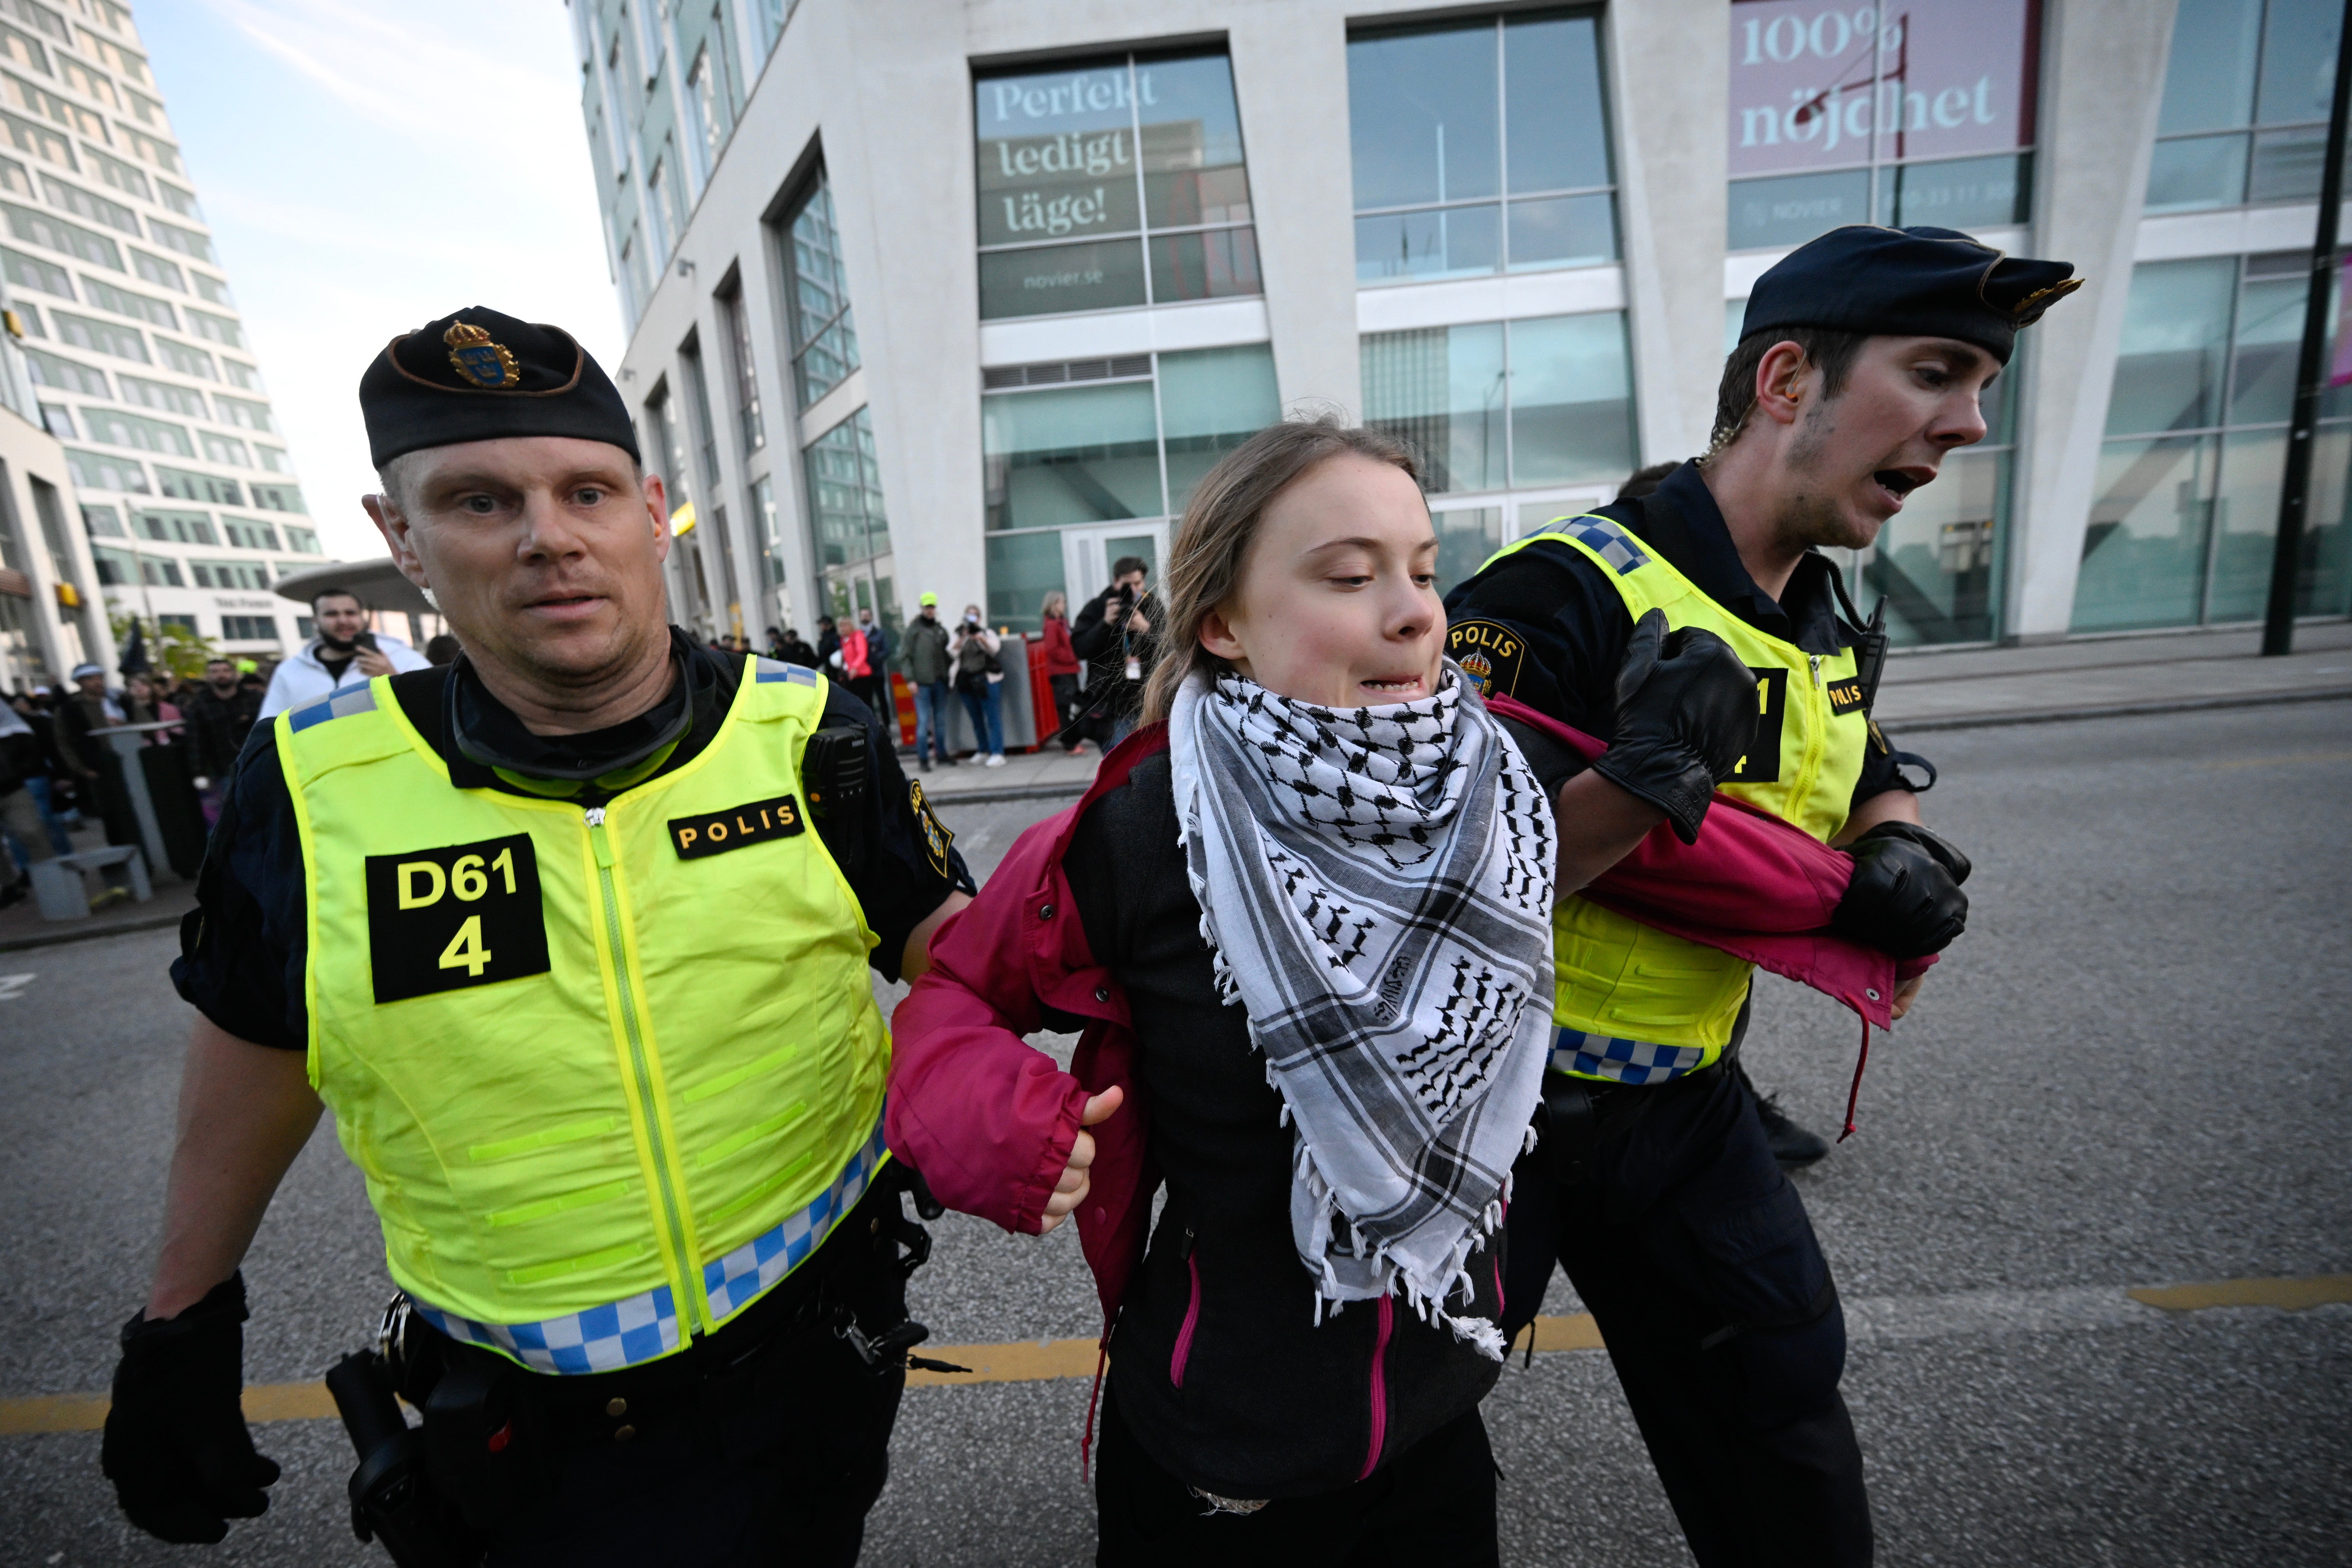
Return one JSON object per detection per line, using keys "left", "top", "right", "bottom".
{"left": 359, "top": 305, "right": 638, "bottom": 468}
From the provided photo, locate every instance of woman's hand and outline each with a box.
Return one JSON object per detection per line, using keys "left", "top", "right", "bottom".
{"left": 1038, "top": 1086, "right": 1124, "bottom": 1234}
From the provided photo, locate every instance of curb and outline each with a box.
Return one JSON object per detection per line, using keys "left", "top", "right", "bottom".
{"left": 1880, "top": 685, "right": 2352, "bottom": 735}
{"left": 0, "top": 908, "right": 186, "bottom": 955}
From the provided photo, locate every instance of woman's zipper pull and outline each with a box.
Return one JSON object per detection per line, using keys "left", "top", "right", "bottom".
{"left": 1809, "top": 654, "right": 1824, "bottom": 687}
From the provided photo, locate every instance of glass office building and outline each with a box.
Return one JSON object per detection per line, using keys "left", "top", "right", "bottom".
{"left": 576, "top": 0, "right": 2347, "bottom": 651}
{"left": 0, "top": 0, "right": 317, "bottom": 665}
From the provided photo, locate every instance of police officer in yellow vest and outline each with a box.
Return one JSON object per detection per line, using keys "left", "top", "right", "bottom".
{"left": 1448, "top": 228, "right": 2078, "bottom": 1565}
{"left": 101, "top": 307, "right": 974, "bottom": 1565}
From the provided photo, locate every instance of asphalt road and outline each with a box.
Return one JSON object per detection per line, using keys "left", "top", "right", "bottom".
{"left": 3, "top": 701, "right": 2349, "bottom": 1566}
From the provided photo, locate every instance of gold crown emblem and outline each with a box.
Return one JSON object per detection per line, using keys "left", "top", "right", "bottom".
{"left": 443, "top": 321, "right": 520, "bottom": 388}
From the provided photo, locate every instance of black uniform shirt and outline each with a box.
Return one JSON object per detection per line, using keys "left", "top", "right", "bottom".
{"left": 173, "top": 635, "right": 974, "bottom": 1051}
{"left": 1443, "top": 459, "right": 1918, "bottom": 811}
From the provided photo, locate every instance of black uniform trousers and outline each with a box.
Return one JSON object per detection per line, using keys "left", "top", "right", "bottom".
{"left": 403, "top": 1183, "right": 915, "bottom": 1568}
{"left": 1502, "top": 1060, "right": 1872, "bottom": 1568}
{"left": 1093, "top": 1388, "right": 1500, "bottom": 1568}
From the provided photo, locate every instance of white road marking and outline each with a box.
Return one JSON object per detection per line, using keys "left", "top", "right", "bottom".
{"left": 0, "top": 974, "right": 34, "bottom": 1003}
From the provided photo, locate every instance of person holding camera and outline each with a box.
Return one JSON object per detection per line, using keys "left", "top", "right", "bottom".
{"left": 258, "top": 587, "right": 431, "bottom": 719}
{"left": 1069, "top": 555, "right": 1158, "bottom": 748}
{"left": 947, "top": 603, "right": 1005, "bottom": 766}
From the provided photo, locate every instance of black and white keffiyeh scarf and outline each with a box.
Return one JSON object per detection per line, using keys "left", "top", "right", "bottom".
{"left": 1168, "top": 664, "right": 1557, "bottom": 1356}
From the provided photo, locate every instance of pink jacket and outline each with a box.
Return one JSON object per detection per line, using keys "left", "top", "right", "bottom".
{"left": 887, "top": 711, "right": 1928, "bottom": 1331}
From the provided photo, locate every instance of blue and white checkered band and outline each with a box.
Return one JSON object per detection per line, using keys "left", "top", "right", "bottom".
{"left": 411, "top": 1116, "right": 890, "bottom": 1375}
{"left": 1561, "top": 516, "right": 1652, "bottom": 577}
{"left": 1551, "top": 1027, "right": 1706, "bottom": 1086}
{"left": 751, "top": 656, "right": 818, "bottom": 687}
{"left": 285, "top": 684, "right": 379, "bottom": 733}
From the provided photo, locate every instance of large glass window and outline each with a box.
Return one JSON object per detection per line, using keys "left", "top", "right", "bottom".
{"left": 2147, "top": 0, "right": 2344, "bottom": 212}
{"left": 1348, "top": 11, "right": 1618, "bottom": 284}
{"left": 974, "top": 51, "right": 1260, "bottom": 319}
{"left": 980, "top": 344, "right": 1278, "bottom": 629}
{"left": 2076, "top": 253, "right": 2352, "bottom": 629}
{"left": 1361, "top": 313, "right": 1634, "bottom": 495}
{"left": 1726, "top": 0, "right": 2039, "bottom": 251}
{"left": 804, "top": 405, "right": 895, "bottom": 628}
{"left": 778, "top": 168, "right": 858, "bottom": 409}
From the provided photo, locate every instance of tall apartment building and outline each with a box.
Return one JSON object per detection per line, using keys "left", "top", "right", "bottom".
{"left": 573, "top": 0, "right": 2350, "bottom": 656}
{"left": 0, "top": 0, "right": 317, "bottom": 679}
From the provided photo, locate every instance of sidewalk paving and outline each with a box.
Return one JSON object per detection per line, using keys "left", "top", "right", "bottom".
{"left": 915, "top": 621, "right": 2352, "bottom": 805}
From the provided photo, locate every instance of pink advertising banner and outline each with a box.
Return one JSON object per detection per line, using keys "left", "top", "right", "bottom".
{"left": 1728, "top": 1, "right": 2039, "bottom": 177}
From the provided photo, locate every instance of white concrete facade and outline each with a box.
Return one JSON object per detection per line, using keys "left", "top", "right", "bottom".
{"left": 577, "top": 0, "right": 2347, "bottom": 653}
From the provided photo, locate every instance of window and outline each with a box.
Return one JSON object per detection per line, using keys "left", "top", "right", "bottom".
{"left": 2148, "top": 0, "right": 2345, "bottom": 211}
{"left": 218, "top": 614, "right": 279, "bottom": 642}
{"left": 753, "top": 474, "right": 785, "bottom": 589}
{"left": 89, "top": 406, "right": 190, "bottom": 455}
{"left": 199, "top": 430, "right": 247, "bottom": 466}
{"left": 645, "top": 151, "right": 674, "bottom": 266}
{"left": 220, "top": 357, "right": 258, "bottom": 389}
{"left": 215, "top": 393, "right": 273, "bottom": 432}
{"left": 155, "top": 179, "right": 199, "bottom": 219}
{"left": 777, "top": 168, "right": 858, "bottom": 409}
{"left": 38, "top": 400, "right": 69, "bottom": 436}
{"left": 189, "top": 558, "right": 272, "bottom": 591}
{"left": 123, "top": 128, "right": 181, "bottom": 176}
{"left": 147, "top": 216, "right": 209, "bottom": 261}
{"left": 2, "top": 242, "right": 68, "bottom": 295}
{"left": 43, "top": 172, "right": 137, "bottom": 234}
{"left": 76, "top": 24, "right": 145, "bottom": 81}
{"left": 721, "top": 283, "right": 763, "bottom": 454}
{"left": 283, "top": 523, "right": 321, "bottom": 553}
{"left": 1726, "top": 0, "right": 2039, "bottom": 251}
{"left": 681, "top": 339, "right": 721, "bottom": 492}
{"left": 980, "top": 344, "right": 1279, "bottom": 628}
{"left": 154, "top": 335, "right": 212, "bottom": 378}
{"left": 0, "top": 104, "right": 69, "bottom": 168}
{"left": 2, "top": 67, "right": 105, "bottom": 139}
{"left": 803, "top": 405, "right": 894, "bottom": 626}
{"left": 9, "top": 295, "right": 36, "bottom": 333}
{"left": 156, "top": 464, "right": 237, "bottom": 503}
{"left": 83, "top": 274, "right": 172, "bottom": 326}
{"left": 248, "top": 481, "right": 304, "bottom": 513}
{"left": 0, "top": 150, "right": 23, "bottom": 196}
{"left": 56, "top": 54, "right": 114, "bottom": 108}
{"left": 50, "top": 307, "right": 141, "bottom": 358}
{"left": 79, "top": 142, "right": 147, "bottom": 201}
{"left": 221, "top": 515, "right": 276, "bottom": 550}
{"left": 2076, "top": 251, "right": 2352, "bottom": 629}
{"left": 1349, "top": 12, "right": 1618, "bottom": 284}
{"left": 136, "top": 507, "right": 213, "bottom": 544}
{"left": 65, "top": 444, "right": 143, "bottom": 490}
{"left": 975, "top": 52, "right": 1260, "bottom": 321}
{"left": 129, "top": 247, "right": 180, "bottom": 290}
{"left": 20, "top": 342, "right": 104, "bottom": 394}
{"left": 185, "top": 305, "right": 240, "bottom": 347}
{"left": 254, "top": 443, "right": 291, "bottom": 473}
{"left": 80, "top": 500, "right": 119, "bottom": 536}
{"left": 684, "top": 44, "right": 730, "bottom": 182}
{"left": 0, "top": 17, "right": 43, "bottom": 74}
{"left": 4, "top": 199, "right": 119, "bottom": 267}
{"left": 87, "top": 541, "right": 137, "bottom": 583}
{"left": 1362, "top": 314, "right": 1634, "bottom": 493}
{"left": 117, "top": 373, "right": 203, "bottom": 420}
{"left": 191, "top": 270, "right": 228, "bottom": 306}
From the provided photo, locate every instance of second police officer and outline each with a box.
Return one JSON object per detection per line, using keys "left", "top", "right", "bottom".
{"left": 100, "top": 307, "right": 974, "bottom": 1565}
{"left": 1446, "top": 227, "right": 2078, "bottom": 1564}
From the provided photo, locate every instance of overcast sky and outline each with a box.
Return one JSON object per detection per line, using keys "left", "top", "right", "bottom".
{"left": 139, "top": 0, "right": 625, "bottom": 562}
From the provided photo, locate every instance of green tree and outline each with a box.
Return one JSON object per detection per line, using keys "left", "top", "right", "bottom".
{"left": 109, "top": 611, "right": 220, "bottom": 681}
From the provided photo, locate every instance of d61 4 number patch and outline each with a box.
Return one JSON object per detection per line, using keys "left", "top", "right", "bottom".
{"left": 364, "top": 832, "right": 550, "bottom": 1004}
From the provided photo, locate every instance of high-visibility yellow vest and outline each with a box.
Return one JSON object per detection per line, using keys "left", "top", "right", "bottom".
{"left": 275, "top": 658, "right": 890, "bottom": 1372}
{"left": 1476, "top": 516, "right": 1871, "bottom": 1084}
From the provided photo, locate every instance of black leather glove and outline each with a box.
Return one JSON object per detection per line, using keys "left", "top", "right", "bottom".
{"left": 1591, "top": 609, "right": 1758, "bottom": 844}
{"left": 102, "top": 1272, "right": 280, "bottom": 1544}
{"left": 1832, "top": 820, "right": 1972, "bottom": 959}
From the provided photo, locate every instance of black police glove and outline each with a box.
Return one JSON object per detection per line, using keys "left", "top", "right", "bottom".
{"left": 102, "top": 1271, "right": 281, "bottom": 1544}
{"left": 1832, "top": 820, "right": 1972, "bottom": 959}
{"left": 1590, "top": 609, "right": 1758, "bottom": 845}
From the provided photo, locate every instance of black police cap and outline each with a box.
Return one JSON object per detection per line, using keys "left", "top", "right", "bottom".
{"left": 359, "top": 306, "right": 639, "bottom": 469}
{"left": 1740, "top": 226, "right": 2080, "bottom": 366}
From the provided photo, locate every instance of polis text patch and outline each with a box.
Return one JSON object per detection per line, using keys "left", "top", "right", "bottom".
{"left": 670, "top": 794, "right": 806, "bottom": 860}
